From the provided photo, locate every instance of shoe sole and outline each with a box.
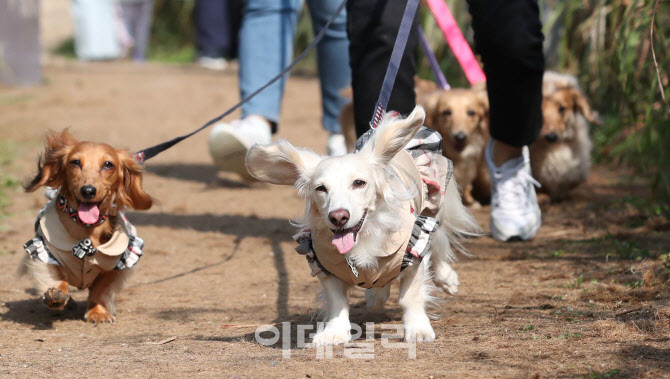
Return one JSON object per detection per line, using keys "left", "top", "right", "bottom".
{"left": 208, "top": 130, "right": 255, "bottom": 181}
{"left": 490, "top": 217, "right": 541, "bottom": 242}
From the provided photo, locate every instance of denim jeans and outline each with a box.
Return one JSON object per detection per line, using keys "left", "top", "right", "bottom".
{"left": 239, "top": 0, "right": 350, "bottom": 134}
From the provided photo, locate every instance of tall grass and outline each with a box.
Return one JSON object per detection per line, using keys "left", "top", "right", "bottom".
{"left": 553, "top": 0, "right": 669, "bottom": 211}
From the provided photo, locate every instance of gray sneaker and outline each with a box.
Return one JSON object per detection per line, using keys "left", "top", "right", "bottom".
{"left": 485, "top": 140, "right": 541, "bottom": 241}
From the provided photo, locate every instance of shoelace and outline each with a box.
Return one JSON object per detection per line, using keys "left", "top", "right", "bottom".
{"left": 493, "top": 162, "right": 541, "bottom": 213}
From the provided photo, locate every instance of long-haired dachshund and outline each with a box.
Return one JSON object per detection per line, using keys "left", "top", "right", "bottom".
{"left": 530, "top": 71, "right": 598, "bottom": 201}
{"left": 21, "top": 130, "right": 152, "bottom": 323}
{"left": 422, "top": 82, "right": 491, "bottom": 207}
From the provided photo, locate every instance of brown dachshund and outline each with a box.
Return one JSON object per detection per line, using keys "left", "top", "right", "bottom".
{"left": 22, "top": 130, "right": 152, "bottom": 323}
{"left": 422, "top": 83, "right": 491, "bottom": 208}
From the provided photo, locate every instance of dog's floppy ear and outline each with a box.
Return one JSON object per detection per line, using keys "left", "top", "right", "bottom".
{"left": 364, "top": 106, "right": 425, "bottom": 166}
{"left": 420, "top": 91, "right": 441, "bottom": 129}
{"left": 473, "top": 81, "right": 489, "bottom": 116}
{"left": 117, "top": 151, "right": 153, "bottom": 210}
{"left": 24, "top": 129, "right": 77, "bottom": 192}
{"left": 246, "top": 140, "right": 323, "bottom": 185}
{"left": 570, "top": 88, "right": 600, "bottom": 125}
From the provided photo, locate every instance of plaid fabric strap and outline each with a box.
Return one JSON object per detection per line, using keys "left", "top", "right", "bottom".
{"left": 401, "top": 215, "right": 440, "bottom": 271}
{"left": 24, "top": 237, "right": 60, "bottom": 266}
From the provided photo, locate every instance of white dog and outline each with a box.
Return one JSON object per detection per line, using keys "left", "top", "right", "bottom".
{"left": 246, "top": 106, "right": 479, "bottom": 345}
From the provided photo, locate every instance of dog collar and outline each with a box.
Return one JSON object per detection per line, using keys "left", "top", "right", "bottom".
{"left": 56, "top": 195, "right": 108, "bottom": 227}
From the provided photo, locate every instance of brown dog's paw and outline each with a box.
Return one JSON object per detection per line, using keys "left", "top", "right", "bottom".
{"left": 43, "top": 288, "right": 70, "bottom": 311}
{"left": 85, "top": 305, "right": 116, "bottom": 324}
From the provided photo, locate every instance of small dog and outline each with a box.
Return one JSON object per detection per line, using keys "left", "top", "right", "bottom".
{"left": 423, "top": 83, "right": 490, "bottom": 207}
{"left": 21, "top": 130, "right": 152, "bottom": 323}
{"left": 247, "top": 106, "right": 479, "bottom": 345}
{"left": 530, "top": 72, "right": 598, "bottom": 201}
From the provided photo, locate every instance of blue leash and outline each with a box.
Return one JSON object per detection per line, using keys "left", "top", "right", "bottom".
{"left": 135, "top": 0, "right": 347, "bottom": 163}
{"left": 369, "top": 0, "right": 420, "bottom": 129}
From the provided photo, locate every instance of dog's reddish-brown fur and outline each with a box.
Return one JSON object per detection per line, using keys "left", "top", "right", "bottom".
{"left": 23, "top": 130, "right": 152, "bottom": 323}
{"left": 423, "top": 83, "right": 491, "bottom": 207}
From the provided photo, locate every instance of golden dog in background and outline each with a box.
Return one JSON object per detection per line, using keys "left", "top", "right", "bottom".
{"left": 422, "top": 82, "right": 490, "bottom": 207}
{"left": 530, "top": 72, "right": 599, "bottom": 201}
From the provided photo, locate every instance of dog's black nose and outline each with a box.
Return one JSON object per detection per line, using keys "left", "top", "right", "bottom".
{"left": 544, "top": 132, "right": 558, "bottom": 143}
{"left": 329, "top": 209, "right": 350, "bottom": 228}
{"left": 80, "top": 185, "right": 97, "bottom": 200}
{"left": 453, "top": 132, "right": 467, "bottom": 142}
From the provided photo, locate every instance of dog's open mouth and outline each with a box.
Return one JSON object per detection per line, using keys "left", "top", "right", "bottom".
{"left": 331, "top": 210, "right": 367, "bottom": 255}
{"left": 77, "top": 201, "right": 101, "bottom": 224}
{"left": 453, "top": 140, "right": 467, "bottom": 152}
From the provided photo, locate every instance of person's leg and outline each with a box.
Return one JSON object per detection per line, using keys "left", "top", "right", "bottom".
{"left": 469, "top": 0, "right": 544, "bottom": 241}
{"left": 347, "top": 0, "right": 419, "bottom": 137}
{"left": 194, "top": 0, "right": 234, "bottom": 60}
{"left": 209, "top": 0, "right": 301, "bottom": 178}
{"left": 117, "top": 3, "right": 136, "bottom": 55}
{"left": 306, "top": 0, "right": 350, "bottom": 136}
{"left": 469, "top": 0, "right": 544, "bottom": 152}
{"left": 131, "top": 0, "right": 153, "bottom": 61}
{"left": 239, "top": 0, "right": 301, "bottom": 126}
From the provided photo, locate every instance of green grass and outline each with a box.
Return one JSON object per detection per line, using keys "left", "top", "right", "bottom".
{"left": 0, "top": 141, "right": 19, "bottom": 218}
{"left": 584, "top": 368, "right": 621, "bottom": 379}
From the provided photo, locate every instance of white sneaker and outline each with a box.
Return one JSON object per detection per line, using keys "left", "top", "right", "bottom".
{"left": 485, "top": 140, "right": 541, "bottom": 241}
{"left": 208, "top": 115, "right": 271, "bottom": 179}
{"left": 197, "top": 56, "right": 227, "bottom": 71}
{"left": 327, "top": 133, "right": 348, "bottom": 156}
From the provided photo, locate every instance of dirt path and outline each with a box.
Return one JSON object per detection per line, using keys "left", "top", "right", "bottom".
{"left": 0, "top": 61, "right": 668, "bottom": 378}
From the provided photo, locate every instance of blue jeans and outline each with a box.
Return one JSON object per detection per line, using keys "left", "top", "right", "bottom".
{"left": 239, "top": 0, "right": 350, "bottom": 134}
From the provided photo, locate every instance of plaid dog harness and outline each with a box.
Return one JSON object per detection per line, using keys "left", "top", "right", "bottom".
{"left": 23, "top": 192, "right": 144, "bottom": 289}
{"left": 294, "top": 127, "right": 453, "bottom": 288}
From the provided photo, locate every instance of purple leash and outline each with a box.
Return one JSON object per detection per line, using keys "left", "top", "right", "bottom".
{"left": 369, "top": 0, "right": 421, "bottom": 129}
{"left": 418, "top": 25, "right": 450, "bottom": 90}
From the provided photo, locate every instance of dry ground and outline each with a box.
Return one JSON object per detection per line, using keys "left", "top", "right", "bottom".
{"left": 0, "top": 61, "right": 669, "bottom": 378}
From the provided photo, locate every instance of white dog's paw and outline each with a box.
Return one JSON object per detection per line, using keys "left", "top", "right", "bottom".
{"left": 434, "top": 266, "right": 460, "bottom": 295}
{"left": 404, "top": 319, "right": 435, "bottom": 343}
{"left": 312, "top": 328, "right": 351, "bottom": 346}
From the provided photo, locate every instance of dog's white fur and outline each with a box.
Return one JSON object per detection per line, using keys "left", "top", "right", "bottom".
{"left": 530, "top": 71, "right": 597, "bottom": 201}
{"left": 246, "top": 106, "right": 479, "bottom": 345}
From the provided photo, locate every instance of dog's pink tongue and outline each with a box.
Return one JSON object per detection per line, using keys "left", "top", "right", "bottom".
{"left": 78, "top": 202, "right": 100, "bottom": 224}
{"left": 332, "top": 231, "right": 355, "bottom": 255}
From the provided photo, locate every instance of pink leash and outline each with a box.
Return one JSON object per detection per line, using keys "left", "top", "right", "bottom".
{"left": 424, "top": 0, "right": 486, "bottom": 85}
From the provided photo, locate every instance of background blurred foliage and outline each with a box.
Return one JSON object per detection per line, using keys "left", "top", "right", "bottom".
{"left": 61, "top": 0, "right": 670, "bottom": 214}
{"left": 149, "top": 0, "right": 196, "bottom": 62}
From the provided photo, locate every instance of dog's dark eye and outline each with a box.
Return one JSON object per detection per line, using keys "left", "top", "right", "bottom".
{"left": 315, "top": 185, "right": 327, "bottom": 193}
{"left": 558, "top": 105, "right": 567, "bottom": 114}
{"left": 442, "top": 109, "right": 452, "bottom": 116}
{"left": 353, "top": 180, "right": 366, "bottom": 189}
{"left": 102, "top": 161, "right": 115, "bottom": 170}
{"left": 467, "top": 109, "right": 475, "bottom": 117}
{"left": 70, "top": 159, "right": 81, "bottom": 168}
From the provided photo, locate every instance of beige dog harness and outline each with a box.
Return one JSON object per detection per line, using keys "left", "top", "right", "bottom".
{"left": 24, "top": 195, "right": 144, "bottom": 289}
{"left": 294, "top": 127, "right": 452, "bottom": 289}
